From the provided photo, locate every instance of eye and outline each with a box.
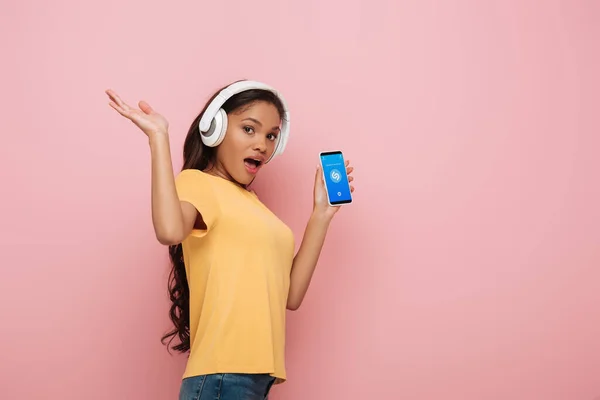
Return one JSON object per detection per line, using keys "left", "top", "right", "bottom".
{"left": 243, "top": 126, "right": 255, "bottom": 134}
{"left": 267, "top": 133, "right": 278, "bottom": 141}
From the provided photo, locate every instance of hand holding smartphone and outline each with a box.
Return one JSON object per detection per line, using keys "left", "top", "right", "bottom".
{"left": 319, "top": 150, "right": 353, "bottom": 206}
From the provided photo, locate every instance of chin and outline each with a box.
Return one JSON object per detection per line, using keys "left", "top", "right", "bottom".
{"left": 233, "top": 171, "right": 257, "bottom": 186}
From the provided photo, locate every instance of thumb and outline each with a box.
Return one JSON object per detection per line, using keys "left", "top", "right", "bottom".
{"left": 139, "top": 100, "right": 155, "bottom": 115}
{"left": 315, "top": 164, "right": 324, "bottom": 186}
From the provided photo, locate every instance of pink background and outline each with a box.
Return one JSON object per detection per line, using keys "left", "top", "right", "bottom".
{"left": 1, "top": 0, "right": 599, "bottom": 399}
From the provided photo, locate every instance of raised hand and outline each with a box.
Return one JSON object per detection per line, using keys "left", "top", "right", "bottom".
{"left": 313, "top": 159, "right": 355, "bottom": 219}
{"left": 106, "top": 89, "right": 169, "bottom": 138}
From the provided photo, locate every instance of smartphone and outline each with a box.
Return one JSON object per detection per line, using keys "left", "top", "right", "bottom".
{"left": 319, "top": 150, "right": 352, "bottom": 206}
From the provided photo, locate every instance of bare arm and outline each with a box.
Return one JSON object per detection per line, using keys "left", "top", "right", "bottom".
{"left": 287, "top": 211, "right": 332, "bottom": 310}
{"left": 149, "top": 134, "right": 198, "bottom": 245}
{"left": 106, "top": 89, "right": 198, "bottom": 245}
{"left": 286, "top": 162, "right": 355, "bottom": 310}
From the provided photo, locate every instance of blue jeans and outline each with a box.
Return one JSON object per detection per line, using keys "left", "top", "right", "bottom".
{"left": 179, "top": 373, "right": 275, "bottom": 400}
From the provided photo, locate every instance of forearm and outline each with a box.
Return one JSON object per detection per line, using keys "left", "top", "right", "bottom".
{"left": 149, "top": 133, "right": 185, "bottom": 244}
{"left": 287, "top": 211, "right": 333, "bottom": 310}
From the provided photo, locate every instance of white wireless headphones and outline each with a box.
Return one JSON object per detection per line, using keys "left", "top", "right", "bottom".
{"left": 198, "top": 80, "right": 290, "bottom": 163}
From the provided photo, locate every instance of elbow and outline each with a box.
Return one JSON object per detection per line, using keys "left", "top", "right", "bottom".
{"left": 286, "top": 300, "right": 302, "bottom": 311}
{"left": 155, "top": 227, "right": 185, "bottom": 246}
{"left": 287, "top": 289, "right": 307, "bottom": 311}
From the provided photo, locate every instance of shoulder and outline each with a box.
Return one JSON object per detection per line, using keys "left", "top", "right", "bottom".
{"left": 175, "top": 169, "right": 214, "bottom": 188}
{"left": 176, "top": 168, "right": 210, "bottom": 181}
{"left": 174, "top": 169, "right": 220, "bottom": 204}
{"left": 175, "top": 169, "right": 221, "bottom": 225}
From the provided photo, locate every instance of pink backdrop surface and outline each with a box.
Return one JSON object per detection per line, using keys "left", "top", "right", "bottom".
{"left": 1, "top": 0, "right": 599, "bottom": 399}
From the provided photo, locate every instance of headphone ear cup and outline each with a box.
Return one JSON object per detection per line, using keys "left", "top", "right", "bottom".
{"left": 200, "top": 108, "right": 228, "bottom": 147}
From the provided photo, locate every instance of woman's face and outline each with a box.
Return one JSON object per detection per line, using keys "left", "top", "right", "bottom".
{"left": 212, "top": 101, "right": 282, "bottom": 186}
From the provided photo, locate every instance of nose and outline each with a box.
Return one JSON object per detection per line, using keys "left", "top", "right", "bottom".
{"left": 253, "top": 135, "right": 267, "bottom": 153}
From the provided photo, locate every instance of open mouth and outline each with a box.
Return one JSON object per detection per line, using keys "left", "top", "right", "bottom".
{"left": 244, "top": 158, "right": 263, "bottom": 173}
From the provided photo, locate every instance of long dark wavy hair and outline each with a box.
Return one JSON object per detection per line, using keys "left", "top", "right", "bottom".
{"left": 160, "top": 81, "right": 286, "bottom": 353}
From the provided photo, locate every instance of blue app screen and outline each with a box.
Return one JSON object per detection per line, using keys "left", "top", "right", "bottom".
{"left": 320, "top": 152, "right": 352, "bottom": 205}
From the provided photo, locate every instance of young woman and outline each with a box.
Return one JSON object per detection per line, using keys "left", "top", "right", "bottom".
{"left": 105, "top": 80, "right": 354, "bottom": 400}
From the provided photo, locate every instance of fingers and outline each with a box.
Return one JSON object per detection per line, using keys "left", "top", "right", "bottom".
{"left": 345, "top": 159, "right": 355, "bottom": 193}
{"left": 106, "top": 89, "right": 134, "bottom": 116}
{"left": 108, "top": 101, "right": 128, "bottom": 117}
{"left": 106, "top": 89, "right": 127, "bottom": 109}
{"left": 345, "top": 159, "right": 353, "bottom": 175}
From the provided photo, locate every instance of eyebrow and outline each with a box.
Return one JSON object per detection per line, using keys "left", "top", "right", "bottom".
{"left": 242, "top": 117, "right": 280, "bottom": 131}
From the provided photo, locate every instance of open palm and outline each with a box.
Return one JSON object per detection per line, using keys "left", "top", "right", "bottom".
{"left": 106, "top": 89, "right": 169, "bottom": 137}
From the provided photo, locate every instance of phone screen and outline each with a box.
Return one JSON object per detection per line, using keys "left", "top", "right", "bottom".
{"left": 320, "top": 151, "right": 352, "bottom": 206}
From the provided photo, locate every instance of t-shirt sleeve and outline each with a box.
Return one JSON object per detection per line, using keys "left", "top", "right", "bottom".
{"left": 175, "top": 169, "right": 220, "bottom": 237}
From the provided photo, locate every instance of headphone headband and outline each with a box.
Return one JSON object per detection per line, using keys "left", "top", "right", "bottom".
{"left": 199, "top": 80, "right": 290, "bottom": 162}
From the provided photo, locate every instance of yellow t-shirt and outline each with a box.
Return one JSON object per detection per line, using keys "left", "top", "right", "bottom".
{"left": 174, "top": 169, "right": 295, "bottom": 383}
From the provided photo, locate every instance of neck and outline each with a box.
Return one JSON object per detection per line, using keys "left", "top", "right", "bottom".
{"left": 205, "top": 164, "right": 252, "bottom": 191}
